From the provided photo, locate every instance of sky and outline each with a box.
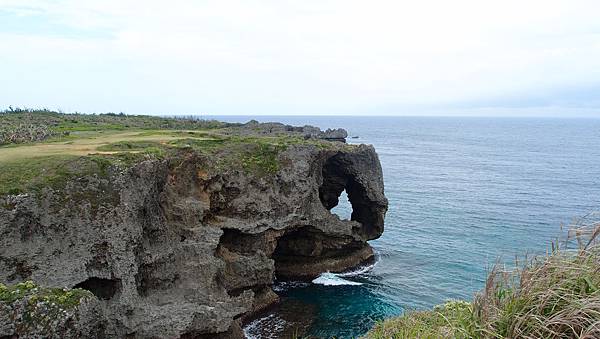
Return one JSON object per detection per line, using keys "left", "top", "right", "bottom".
{"left": 1, "top": 0, "right": 599, "bottom": 117}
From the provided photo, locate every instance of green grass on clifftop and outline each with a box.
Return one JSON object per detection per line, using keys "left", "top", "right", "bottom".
{"left": 0, "top": 110, "right": 346, "bottom": 196}
{"left": 0, "top": 108, "right": 228, "bottom": 145}
{"left": 365, "top": 219, "right": 600, "bottom": 339}
{"left": 0, "top": 153, "right": 159, "bottom": 196}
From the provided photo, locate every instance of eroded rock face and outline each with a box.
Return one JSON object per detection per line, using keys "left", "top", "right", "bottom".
{"left": 0, "top": 140, "right": 387, "bottom": 338}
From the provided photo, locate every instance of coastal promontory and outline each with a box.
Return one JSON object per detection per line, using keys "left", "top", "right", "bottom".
{"left": 0, "top": 111, "right": 387, "bottom": 338}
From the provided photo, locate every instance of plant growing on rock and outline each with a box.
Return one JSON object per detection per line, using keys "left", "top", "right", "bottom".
{"left": 0, "top": 281, "right": 101, "bottom": 337}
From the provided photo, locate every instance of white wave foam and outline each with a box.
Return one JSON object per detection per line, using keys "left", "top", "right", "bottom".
{"left": 312, "top": 272, "right": 362, "bottom": 286}
{"left": 337, "top": 262, "right": 375, "bottom": 277}
{"left": 337, "top": 251, "right": 380, "bottom": 277}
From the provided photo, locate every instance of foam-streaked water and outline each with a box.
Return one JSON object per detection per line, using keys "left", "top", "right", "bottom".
{"left": 214, "top": 116, "right": 600, "bottom": 338}
{"left": 312, "top": 272, "right": 363, "bottom": 286}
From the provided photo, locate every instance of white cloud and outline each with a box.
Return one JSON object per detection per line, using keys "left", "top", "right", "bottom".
{"left": 1, "top": 0, "right": 599, "bottom": 115}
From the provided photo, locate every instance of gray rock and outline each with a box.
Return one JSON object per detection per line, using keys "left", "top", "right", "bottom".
{"left": 232, "top": 121, "right": 349, "bottom": 142}
{"left": 303, "top": 127, "right": 348, "bottom": 142}
{"left": 0, "top": 286, "right": 104, "bottom": 338}
{"left": 0, "top": 138, "right": 387, "bottom": 338}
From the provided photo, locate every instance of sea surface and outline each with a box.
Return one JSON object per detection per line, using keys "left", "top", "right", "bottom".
{"left": 213, "top": 116, "right": 600, "bottom": 338}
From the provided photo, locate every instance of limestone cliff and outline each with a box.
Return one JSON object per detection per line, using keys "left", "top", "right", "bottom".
{"left": 0, "top": 124, "right": 387, "bottom": 338}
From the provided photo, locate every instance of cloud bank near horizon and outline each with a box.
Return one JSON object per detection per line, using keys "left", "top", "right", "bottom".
{"left": 1, "top": 0, "right": 599, "bottom": 116}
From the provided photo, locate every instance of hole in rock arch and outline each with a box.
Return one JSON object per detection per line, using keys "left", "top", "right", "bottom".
{"left": 74, "top": 277, "right": 120, "bottom": 300}
{"left": 330, "top": 189, "right": 352, "bottom": 220}
{"left": 319, "top": 155, "right": 361, "bottom": 223}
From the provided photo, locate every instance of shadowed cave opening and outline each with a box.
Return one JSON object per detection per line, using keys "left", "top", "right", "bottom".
{"left": 271, "top": 225, "right": 369, "bottom": 280}
{"left": 273, "top": 227, "right": 326, "bottom": 258}
{"left": 74, "top": 277, "right": 120, "bottom": 300}
{"left": 216, "top": 228, "right": 278, "bottom": 293}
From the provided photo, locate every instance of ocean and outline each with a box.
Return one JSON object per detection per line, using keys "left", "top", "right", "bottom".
{"left": 214, "top": 116, "right": 600, "bottom": 338}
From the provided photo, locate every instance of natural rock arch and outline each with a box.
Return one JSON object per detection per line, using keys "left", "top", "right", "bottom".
{"left": 319, "top": 152, "right": 386, "bottom": 240}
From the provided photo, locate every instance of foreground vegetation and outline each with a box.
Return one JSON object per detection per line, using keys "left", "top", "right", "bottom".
{"left": 365, "top": 216, "right": 600, "bottom": 339}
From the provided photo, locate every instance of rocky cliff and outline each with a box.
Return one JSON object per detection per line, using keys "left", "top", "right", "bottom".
{"left": 0, "top": 123, "right": 387, "bottom": 338}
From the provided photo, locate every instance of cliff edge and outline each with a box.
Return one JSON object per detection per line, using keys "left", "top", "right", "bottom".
{"left": 0, "top": 112, "right": 387, "bottom": 338}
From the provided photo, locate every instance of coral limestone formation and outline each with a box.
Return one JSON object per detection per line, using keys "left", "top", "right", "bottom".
{"left": 0, "top": 118, "right": 387, "bottom": 338}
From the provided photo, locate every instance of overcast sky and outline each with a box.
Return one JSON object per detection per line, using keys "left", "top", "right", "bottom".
{"left": 1, "top": 0, "right": 599, "bottom": 116}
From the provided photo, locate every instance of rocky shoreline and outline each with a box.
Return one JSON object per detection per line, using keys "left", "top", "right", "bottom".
{"left": 0, "top": 118, "right": 387, "bottom": 338}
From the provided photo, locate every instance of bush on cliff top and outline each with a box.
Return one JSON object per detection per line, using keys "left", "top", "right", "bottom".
{"left": 365, "top": 215, "right": 600, "bottom": 339}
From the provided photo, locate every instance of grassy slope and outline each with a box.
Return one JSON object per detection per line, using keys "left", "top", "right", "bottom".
{"left": 0, "top": 110, "right": 338, "bottom": 196}
{"left": 364, "top": 233, "right": 600, "bottom": 339}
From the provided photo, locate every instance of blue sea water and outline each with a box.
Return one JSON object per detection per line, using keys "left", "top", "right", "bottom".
{"left": 215, "top": 116, "right": 600, "bottom": 338}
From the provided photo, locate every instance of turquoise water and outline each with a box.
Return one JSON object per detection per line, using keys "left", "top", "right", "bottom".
{"left": 216, "top": 116, "right": 600, "bottom": 338}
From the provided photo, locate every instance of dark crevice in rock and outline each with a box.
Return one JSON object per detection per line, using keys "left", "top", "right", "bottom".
{"left": 216, "top": 229, "right": 278, "bottom": 293}
{"left": 2, "top": 257, "right": 37, "bottom": 282}
{"left": 273, "top": 226, "right": 364, "bottom": 259}
{"left": 215, "top": 230, "right": 280, "bottom": 324}
{"left": 74, "top": 277, "right": 120, "bottom": 300}
{"left": 11, "top": 210, "right": 44, "bottom": 241}
{"left": 272, "top": 226, "right": 371, "bottom": 280}
{"left": 86, "top": 242, "right": 110, "bottom": 272}
{"left": 138, "top": 199, "right": 166, "bottom": 245}
{"left": 208, "top": 186, "right": 241, "bottom": 218}
{"left": 135, "top": 261, "right": 180, "bottom": 297}
{"left": 273, "top": 226, "right": 327, "bottom": 258}
{"left": 218, "top": 228, "right": 262, "bottom": 255}
{"left": 226, "top": 284, "right": 267, "bottom": 300}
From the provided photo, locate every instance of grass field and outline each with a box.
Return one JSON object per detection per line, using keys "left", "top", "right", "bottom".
{"left": 0, "top": 129, "right": 248, "bottom": 195}
{"left": 0, "top": 130, "right": 215, "bottom": 162}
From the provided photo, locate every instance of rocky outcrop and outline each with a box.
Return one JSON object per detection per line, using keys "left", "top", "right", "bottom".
{"left": 233, "top": 121, "right": 348, "bottom": 142}
{"left": 0, "top": 281, "right": 104, "bottom": 338}
{"left": 0, "top": 130, "right": 387, "bottom": 338}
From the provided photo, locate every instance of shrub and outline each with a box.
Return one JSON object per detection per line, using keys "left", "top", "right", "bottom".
{"left": 0, "top": 124, "right": 58, "bottom": 145}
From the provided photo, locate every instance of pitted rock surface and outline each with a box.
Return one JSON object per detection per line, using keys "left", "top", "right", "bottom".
{"left": 0, "top": 133, "right": 387, "bottom": 338}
